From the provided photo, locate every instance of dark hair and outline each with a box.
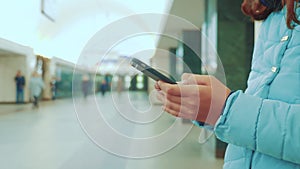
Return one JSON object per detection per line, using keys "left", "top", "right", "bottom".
{"left": 241, "top": 0, "right": 300, "bottom": 29}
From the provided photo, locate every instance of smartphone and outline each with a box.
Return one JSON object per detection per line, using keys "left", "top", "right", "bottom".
{"left": 130, "top": 58, "right": 177, "bottom": 84}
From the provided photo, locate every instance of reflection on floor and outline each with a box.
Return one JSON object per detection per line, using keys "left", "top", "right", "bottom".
{"left": 0, "top": 92, "right": 223, "bottom": 169}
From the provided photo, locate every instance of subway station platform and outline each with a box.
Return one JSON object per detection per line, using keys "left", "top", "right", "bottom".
{"left": 0, "top": 91, "right": 223, "bottom": 169}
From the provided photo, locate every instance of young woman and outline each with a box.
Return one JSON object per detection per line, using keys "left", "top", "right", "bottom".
{"left": 155, "top": 0, "right": 300, "bottom": 168}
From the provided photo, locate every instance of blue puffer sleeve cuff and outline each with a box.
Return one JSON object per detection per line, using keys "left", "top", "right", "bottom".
{"left": 192, "top": 120, "right": 214, "bottom": 131}
{"left": 214, "top": 90, "right": 263, "bottom": 150}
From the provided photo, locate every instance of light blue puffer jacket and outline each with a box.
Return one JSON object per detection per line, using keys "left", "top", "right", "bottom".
{"left": 214, "top": 6, "right": 300, "bottom": 169}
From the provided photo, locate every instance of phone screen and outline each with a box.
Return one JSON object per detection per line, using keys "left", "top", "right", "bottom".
{"left": 130, "top": 58, "right": 176, "bottom": 84}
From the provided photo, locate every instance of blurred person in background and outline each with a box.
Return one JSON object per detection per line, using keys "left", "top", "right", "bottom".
{"left": 156, "top": 0, "right": 300, "bottom": 168}
{"left": 29, "top": 71, "right": 45, "bottom": 108}
{"left": 100, "top": 79, "right": 108, "bottom": 96}
{"left": 14, "top": 70, "right": 25, "bottom": 104}
{"left": 50, "top": 77, "right": 56, "bottom": 100}
{"left": 82, "top": 74, "right": 90, "bottom": 98}
{"left": 117, "top": 76, "right": 123, "bottom": 95}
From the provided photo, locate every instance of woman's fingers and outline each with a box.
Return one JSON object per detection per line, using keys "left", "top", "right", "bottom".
{"left": 163, "top": 101, "right": 199, "bottom": 120}
{"left": 156, "top": 74, "right": 231, "bottom": 126}
{"left": 156, "top": 91, "right": 165, "bottom": 102}
{"left": 156, "top": 81, "right": 180, "bottom": 96}
{"left": 157, "top": 81, "right": 201, "bottom": 97}
{"left": 163, "top": 107, "right": 179, "bottom": 117}
{"left": 156, "top": 89, "right": 199, "bottom": 119}
{"left": 181, "top": 73, "right": 217, "bottom": 87}
{"left": 154, "top": 81, "right": 161, "bottom": 91}
{"left": 181, "top": 73, "right": 193, "bottom": 82}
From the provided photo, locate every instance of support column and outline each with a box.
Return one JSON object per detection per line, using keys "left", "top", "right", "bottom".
{"left": 37, "top": 56, "right": 52, "bottom": 100}
{"left": 182, "top": 30, "right": 202, "bottom": 74}
{"left": 215, "top": 0, "right": 254, "bottom": 158}
{"left": 169, "top": 47, "right": 177, "bottom": 80}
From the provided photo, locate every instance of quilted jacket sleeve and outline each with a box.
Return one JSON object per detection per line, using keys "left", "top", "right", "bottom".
{"left": 214, "top": 90, "right": 300, "bottom": 164}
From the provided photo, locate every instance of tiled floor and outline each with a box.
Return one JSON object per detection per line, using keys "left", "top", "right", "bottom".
{"left": 0, "top": 92, "right": 223, "bottom": 169}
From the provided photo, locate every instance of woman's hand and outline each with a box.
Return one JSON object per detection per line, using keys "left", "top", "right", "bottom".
{"left": 155, "top": 73, "right": 231, "bottom": 126}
